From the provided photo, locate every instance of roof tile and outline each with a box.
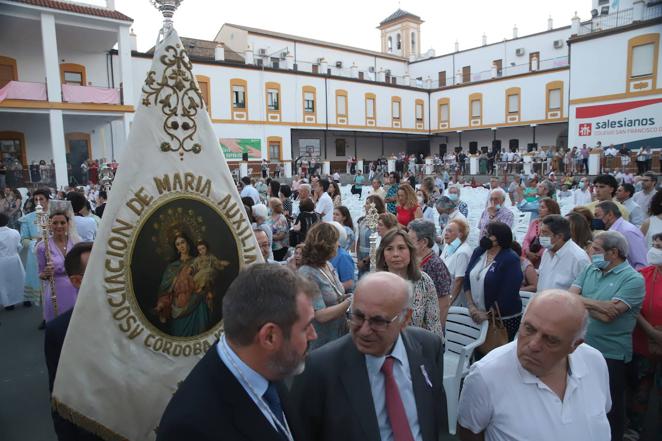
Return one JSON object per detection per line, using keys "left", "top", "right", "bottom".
{"left": 8, "top": 0, "right": 133, "bottom": 22}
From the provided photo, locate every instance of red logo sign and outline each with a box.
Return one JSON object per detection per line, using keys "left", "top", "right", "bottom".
{"left": 578, "top": 123, "right": 592, "bottom": 136}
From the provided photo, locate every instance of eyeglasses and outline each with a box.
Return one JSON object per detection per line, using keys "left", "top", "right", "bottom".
{"left": 346, "top": 310, "right": 403, "bottom": 331}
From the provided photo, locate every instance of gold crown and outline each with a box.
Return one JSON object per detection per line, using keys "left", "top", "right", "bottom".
{"left": 151, "top": 206, "right": 206, "bottom": 259}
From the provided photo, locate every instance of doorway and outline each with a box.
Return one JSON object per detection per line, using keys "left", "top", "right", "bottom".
{"left": 66, "top": 132, "right": 91, "bottom": 185}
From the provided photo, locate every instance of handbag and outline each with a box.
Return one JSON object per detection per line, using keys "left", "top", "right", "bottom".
{"left": 477, "top": 303, "right": 508, "bottom": 356}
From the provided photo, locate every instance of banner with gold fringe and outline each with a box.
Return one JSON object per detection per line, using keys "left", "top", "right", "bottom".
{"left": 52, "top": 26, "right": 261, "bottom": 440}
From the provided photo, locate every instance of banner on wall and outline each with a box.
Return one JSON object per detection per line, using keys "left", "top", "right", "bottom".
{"left": 298, "top": 138, "right": 321, "bottom": 158}
{"left": 571, "top": 97, "right": 662, "bottom": 149}
{"left": 219, "top": 138, "right": 262, "bottom": 160}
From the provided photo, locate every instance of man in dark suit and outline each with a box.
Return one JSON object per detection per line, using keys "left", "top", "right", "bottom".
{"left": 94, "top": 191, "right": 106, "bottom": 218}
{"left": 157, "top": 263, "right": 318, "bottom": 441}
{"left": 44, "top": 241, "right": 100, "bottom": 441}
{"left": 291, "top": 272, "right": 447, "bottom": 441}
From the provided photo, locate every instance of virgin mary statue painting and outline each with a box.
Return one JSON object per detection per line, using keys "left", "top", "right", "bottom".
{"left": 154, "top": 231, "right": 211, "bottom": 337}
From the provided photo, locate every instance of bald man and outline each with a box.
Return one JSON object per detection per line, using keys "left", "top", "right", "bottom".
{"left": 290, "top": 272, "right": 447, "bottom": 441}
{"left": 458, "top": 290, "right": 611, "bottom": 441}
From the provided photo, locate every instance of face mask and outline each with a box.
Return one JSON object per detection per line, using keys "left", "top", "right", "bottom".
{"left": 417, "top": 196, "right": 424, "bottom": 205}
{"left": 647, "top": 247, "right": 662, "bottom": 265}
{"left": 635, "top": 182, "right": 643, "bottom": 192}
{"left": 592, "top": 254, "right": 609, "bottom": 269}
{"left": 448, "top": 194, "right": 459, "bottom": 202}
{"left": 591, "top": 218, "right": 606, "bottom": 231}
{"left": 480, "top": 236, "right": 494, "bottom": 250}
{"left": 446, "top": 237, "right": 462, "bottom": 255}
{"left": 578, "top": 182, "right": 585, "bottom": 190}
{"left": 539, "top": 236, "right": 553, "bottom": 249}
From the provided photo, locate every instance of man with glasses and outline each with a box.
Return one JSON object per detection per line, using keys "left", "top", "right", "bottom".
{"left": 633, "top": 172, "right": 658, "bottom": 214}
{"left": 291, "top": 272, "right": 447, "bottom": 441}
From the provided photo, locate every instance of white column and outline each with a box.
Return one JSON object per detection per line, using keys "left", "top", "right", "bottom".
{"left": 284, "top": 161, "right": 292, "bottom": 178}
{"left": 469, "top": 156, "right": 479, "bottom": 175}
{"left": 118, "top": 25, "right": 134, "bottom": 107}
{"left": 239, "top": 162, "right": 248, "bottom": 178}
{"left": 425, "top": 157, "right": 433, "bottom": 175}
{"left": 121, "top": 113, "right": 133, "bottom": 141}
{"left": 41, "top": 13, "right": 61, "bottom": 102}
{"left": 49, "top": 110, "right": 68, "bottom": 188}
{"left": 322, "top": 161, "right": 330, "bottom": 176}
{"left": 589, "top": 153, "right": 601, "bottom": 175}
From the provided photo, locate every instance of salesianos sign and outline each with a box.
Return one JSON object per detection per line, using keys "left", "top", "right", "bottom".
{"left": 572, "top": 97, "right": 662, "bottom": 149}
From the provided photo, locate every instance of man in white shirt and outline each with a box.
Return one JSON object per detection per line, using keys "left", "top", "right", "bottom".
{"left": 368, "top": 178, "right": 386, "bottom": 200}
{"left": 573, "top": 177, "right": 592, "bottom": 206}
{"left": 458, "top": 290, "right": 611, "bottom": 441}
{"left": 615, "top": 183, "right": 645, "bottom": 227}
{"left": 313, "top": 178, "right": 334, "bottom": 222}
{"left": 537, "top": 215, "right": 590, "bottom": 292}
{"left": 633, "top": 172, "right": 657, "bottom": 214}
{"left": 239, "top": 176, "right": 260, "bottom": 205}
{"left": 66, "top": 191, "right": 97, "bottom": 241}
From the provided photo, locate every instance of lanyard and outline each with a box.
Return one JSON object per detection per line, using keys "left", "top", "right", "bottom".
{"left": 220, "top": 338, "right": 294, "bottom": 441}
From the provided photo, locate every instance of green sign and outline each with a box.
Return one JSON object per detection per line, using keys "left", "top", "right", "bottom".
{"left": 219, "top": 138, "right": 262, "bottom": 160}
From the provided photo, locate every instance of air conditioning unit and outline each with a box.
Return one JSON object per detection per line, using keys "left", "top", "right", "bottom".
{"left": 553, "top": 40, "right": 564, "bottom": 49}
{"left": 368, "top": 66, "right": 375, "bottom": 73}
{"left": 258, "top": 48, "right": 267, "bottom": 56}
{"left": 590, "top": 8, "right": 599, "bottom": 17}
{"left": 515, "top": 48, "right": 525, "bottom": 56}
{"left": 317, "top": 57, "right": 325, "bottom": 64}
{"left": 335, "top": 61, "right": 343, "bottom": 68}
{"left": 600, "top": 6, "right": 609, "bottom": 15}
{"left": 280, "top": 51, "right": 288, "bottom": 59}
{"left": 385, "top": 69, "right": 392, "bottom": 76}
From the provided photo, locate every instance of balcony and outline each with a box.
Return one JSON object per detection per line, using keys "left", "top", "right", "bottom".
{"left": 578, "top": 4, "right": 662, "bottom": 35}
{"left": 61, "top": 84, "right": 121, "bottom": 105}
{"left": 0, "top": 80, "right": 122, "bottom": 106}
{"left": 0, "top": 81, "right": 47, "bottom": 102}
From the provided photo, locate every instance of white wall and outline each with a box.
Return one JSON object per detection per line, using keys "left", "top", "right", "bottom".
{"left": 430, "top": 69, "right": 569, "bottom": 129}
{"left": 409, "top": 27, "right": 572, "bottom": 87}
{"left": 569, "top": 24, "right": 662, "bottom": 100}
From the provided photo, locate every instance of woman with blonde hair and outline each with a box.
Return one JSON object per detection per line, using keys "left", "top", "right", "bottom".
{"left": 298, "top": 222, "right": 351, "bottom": 349}
{"left": 376, "top": 229, "right": 441, "bottom": 334}
{"left": 268, "top": 197, "right": 289, "bottom": 261}
{"left": 396, "top": 183, "right": 422, "bottom": 228}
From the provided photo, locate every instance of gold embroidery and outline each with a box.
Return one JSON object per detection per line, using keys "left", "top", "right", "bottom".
{"left": 141, "top": 43, "right": 204, "bottom": 160}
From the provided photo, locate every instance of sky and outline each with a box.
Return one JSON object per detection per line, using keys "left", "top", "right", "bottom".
{"left": 92, "top": 0, "right": 592, "bottom": 54}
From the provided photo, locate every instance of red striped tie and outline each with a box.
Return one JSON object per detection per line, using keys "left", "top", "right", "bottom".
{"left": 381, "top": 356, "right": 415, "bottom": 441}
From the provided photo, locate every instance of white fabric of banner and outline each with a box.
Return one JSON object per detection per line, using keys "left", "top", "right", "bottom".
{"left": 52, "top": 28, "right": 261, "bottom": 441}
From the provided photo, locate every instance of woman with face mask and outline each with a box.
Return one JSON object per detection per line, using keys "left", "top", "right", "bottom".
{"left": 463, "top": 222, "right": 523, "bottom": 342}
{"left": 627, "top": 233, "right": 662, "bottom": 438}
{"left": 520, "top": 197, "right": 561, "bottom": 269}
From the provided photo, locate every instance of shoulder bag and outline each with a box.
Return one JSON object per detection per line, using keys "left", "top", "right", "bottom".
{"left": 477, "top": 302, "right": 508, "bottom": 356}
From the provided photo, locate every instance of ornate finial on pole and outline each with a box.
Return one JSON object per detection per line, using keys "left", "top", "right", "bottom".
{"left": 150, "top": 0, "right": 183, "bottom": 34}
{"left": 365, "top": 202, "right": 379, "bottom": 272}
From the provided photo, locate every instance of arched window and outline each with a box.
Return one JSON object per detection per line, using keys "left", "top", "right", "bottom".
{"left": 411, "top": 32, "right": 416, "bottom": 52}
{"left": 396, "top": 33, "right": 401, "bottom": 50}
{"left": 387, "top": 36, "right": 393, "bottom": 52}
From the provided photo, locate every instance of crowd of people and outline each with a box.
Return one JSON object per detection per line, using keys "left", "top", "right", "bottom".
{"left": 1, "top": 153, "right": 661, "bottom": 441}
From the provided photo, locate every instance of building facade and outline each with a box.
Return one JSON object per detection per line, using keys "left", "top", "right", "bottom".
{"left": 0, "top": 0, "right": 660, "bottom": 187}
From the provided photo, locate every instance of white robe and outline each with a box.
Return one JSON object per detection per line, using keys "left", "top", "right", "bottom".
{"left": 0, "top": 226, "right": 25, "bottom": 306}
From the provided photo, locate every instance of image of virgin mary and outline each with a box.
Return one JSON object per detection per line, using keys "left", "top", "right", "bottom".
{"left": 153, "top": 231, "right": 210, "bottom": 337}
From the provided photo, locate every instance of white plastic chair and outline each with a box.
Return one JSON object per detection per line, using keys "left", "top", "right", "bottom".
{"left": 520, "top": 291, "right": 535, "bottom": 313}
{"left": 443, "top": 306, "right": 489, "bottom": 435}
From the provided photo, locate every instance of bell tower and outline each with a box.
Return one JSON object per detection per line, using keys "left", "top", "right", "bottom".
{"left": 378, "top": 9, "right": 423, "bottom": 59}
